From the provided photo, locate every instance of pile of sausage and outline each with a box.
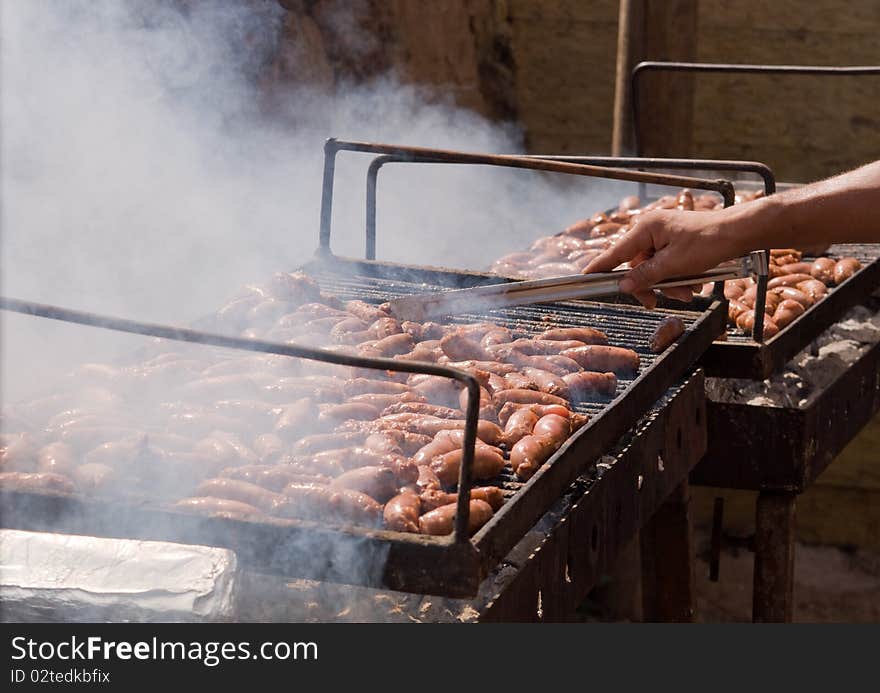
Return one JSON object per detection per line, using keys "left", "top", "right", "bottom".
{"left": 489, "top": 189, "right": 862, "bottom": 337}
{"left": 0, "top": 271, "right": 651, "bottom": 537}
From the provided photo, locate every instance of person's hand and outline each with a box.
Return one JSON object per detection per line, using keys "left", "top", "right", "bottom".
{"left": 583, "top": 208, "right": 742, "bottom": 308}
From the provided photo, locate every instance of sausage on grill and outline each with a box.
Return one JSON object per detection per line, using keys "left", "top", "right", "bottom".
{"left": 195, "top": 478, "right": 283, "bottom": 513}
{"left": 429, "top": 445, "right": 506, "bottom": 487}
{"left": 174, "top": 496, "right": 266, "bottom": 520}
{"left": 329, "top": 466, "right": 398, "bottom": 503}
{"left": 810, "top": 257, "right": 836, "bottom": 284}
{"left": 418, "top": 499, "right": 494, "bottom": 536}
{"left": 649, "top": 316, "right": 686, "bottom": 353}
{"left": 833, "top": 257, "right": 861, "bottom": 284}
{"left": 538, "top": 327, "right": 608, "bottom": 344}
{"left": 383, "top": 490, "right": 421, "bottom": 533}
{"left": 560, "top": 345, "right": 640, "bottom": 376}
{"left": 562, "top": 371, "right": 618, "bottom": 398}
{"left": 420, "top": 486, "right": 505, "bottom": 513}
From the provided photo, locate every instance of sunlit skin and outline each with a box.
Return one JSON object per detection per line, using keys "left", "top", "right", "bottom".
{"left": 585, "top": 160, "right": 880, "bottom": 307}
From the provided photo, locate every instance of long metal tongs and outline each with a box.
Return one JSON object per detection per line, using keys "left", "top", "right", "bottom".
{"left": 388, "top": 251, "right": 767, "bottom": 322}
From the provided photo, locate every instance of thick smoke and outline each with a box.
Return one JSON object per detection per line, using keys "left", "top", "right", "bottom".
{"left": 1, "top": 0, "right": 628, "bottom": 400}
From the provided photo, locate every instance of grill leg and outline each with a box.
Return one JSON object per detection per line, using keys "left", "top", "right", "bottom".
{"left": 640, "top": 480, "right": 696, "bottom": 622}
{"left": 752, "top": 490, "right": 796, "bottom": 622}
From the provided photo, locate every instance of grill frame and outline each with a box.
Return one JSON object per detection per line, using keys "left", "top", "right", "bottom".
{"left": 0, "top": 255, "right": 727, "bottom": 598}
{"left": 0, "top": 140, "right": 730, "bottom": 598}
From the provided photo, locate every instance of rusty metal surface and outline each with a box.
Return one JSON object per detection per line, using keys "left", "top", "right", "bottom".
{"left": 693, "top": 338, "right": 880, "bottom": 492}
{"left": 753, "top": 490, "right": 796, "bottom": 623}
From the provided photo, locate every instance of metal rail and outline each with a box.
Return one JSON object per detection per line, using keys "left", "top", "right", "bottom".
{"left": 630, "top": 62, "right": 880, "bottom": 159}
{"left": 319, "top": 138, "right": 736, "bottom": 258}
{"left": 0, "top": 295, "right": 482, "bottom": 541}
{"left": 361, "top": 153, "right": 775, "bottom": 342}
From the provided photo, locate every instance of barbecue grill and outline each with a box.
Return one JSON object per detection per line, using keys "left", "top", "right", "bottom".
{"left": 1, "top": 140, "right": 729, "bottom": 598}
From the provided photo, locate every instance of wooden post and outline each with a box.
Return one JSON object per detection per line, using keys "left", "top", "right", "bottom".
{"left": 640, "top": 480, "right": 696, "bottom": 622}
{"left": 611, "top": 0, "right": 699, "bottom": 157}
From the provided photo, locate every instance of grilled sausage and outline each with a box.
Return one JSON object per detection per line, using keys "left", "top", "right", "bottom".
{"left": 497, "top": 402, "right": 572, "bottom": 427}
{"left": 493, "top": 339, "right": 587, "bottom": 357}
{"left": 273, "top": 398, "right": 313, "bottom": 439}
{"left": 778, "top": 262, "right": 814, "bottom": 276}
{"left": 504, "top": 371, "right": 539, "bottom": 391}
{"left": 649, "top": 316, "right": 686, "bottom": 353}
{"left": 363, "top": 414, "right": 505, "bottom": 446}
{"left": 532, "top": 414, "right": 571, "bottom": 446}
{"left": 363, "top": 430, "right": 432, "bottom": 457}
{"left": 0, "top": 471, "right": 75, "bottom": 494}
{"left": 510, "top": 435, "right": 558, "bottom": 480}
{"left": 772, "top": 299, "right": 806, "bottom": 329}
{"left": 318, "top": 402, "right": 380, "bottom": 425}
{"left": 773, "top": 286, "right": 813, "bottom": 309}
{"left": 796, "top": 279, "right": 829, "bottom": 301}
{"left": 291, "top": 431, "right": 366, "bottom": 455}
{"left": 492, "top": 389, "right": 570, "bottom": 408}
{"left": 278, "top": 483, "right": 383, "bottom": 526}
{"left": 329, "top": 466, "right": 398, "bottom": 503}
{"left": 220, "top": 464, "right": 330, "bottom": 492}
{"left": 442, "top": 360, "right": 518, "bottom": 376}
{"left": 439, "top": 332, "right": 495, "bottom": 362}
{"left": 420, "top": 486, "right": 505, "bottom": 513}
{"left": 174, "top": 496, "right": 266, "bottom": 520}
{"left": 383, "top": 401, "right": 462, "bottom": 419}
{"left": 418, "top": 499, "right": 494, "bottom": 536}
{"left": 560, "top": 345, "right": 640, "bottom": 376}
{"left": 728, "top": 299, "right": 751, "bottom": 323}
{"left": 417, "top": 465, "right": 442, "bottom": 491}
{"left": 503, "top": 407, "right": 539, "bottom": 446}
{"left": 342, "top": 378, "right": 411, "bottom": 397}
{"left": 383, "top": 490, "right": 421, "bottom": 533}
{"left": 480, "top": 327, "right": 513, "bottom": 347}
{"left": 562, "top": 370, "right": 618, "bottom": 398}
{"left": 833, "top": 257, "right": 861, "bottom": 284}
{"left": 521, "top": 367, "right": 570, "bottom": 399}
{"left": 810, "top": 257, "right": 837, "bottom": 284}
{"left": 538, "top": 327, "right": 608, "bottom": 344}
{"left": 768, "top": 273, "right": 813, "bottom": 289}
{"left": 735, "top": 310, "right": 780, "bottom": 339}
{"left": 195, "top": 478, "right": 284, "bottom": 512}
{"left": 345, "top": 300, "right": 388, "bottom": 323}
{"left": 430, "top": 445, "right": 506, "bottom": 487}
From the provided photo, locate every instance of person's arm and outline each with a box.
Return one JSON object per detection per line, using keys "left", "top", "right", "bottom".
{"left": 584, "top": 160, "right": 880, "bottom": 307}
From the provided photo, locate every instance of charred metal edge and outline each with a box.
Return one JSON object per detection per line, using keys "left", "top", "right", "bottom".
{"left": 693, "top": 338, "right": 880, "bottom": 492}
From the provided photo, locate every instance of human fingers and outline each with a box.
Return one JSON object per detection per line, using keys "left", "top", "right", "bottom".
{"left": 582, "top": 220, "right": 657, "bottom": 274}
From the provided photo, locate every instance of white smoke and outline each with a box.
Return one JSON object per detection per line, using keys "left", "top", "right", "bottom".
{"left": 0, "top": 0, "right": 623, "bottom": 399}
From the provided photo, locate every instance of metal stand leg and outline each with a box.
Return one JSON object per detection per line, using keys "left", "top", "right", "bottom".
{"left": 640, "top": 480, "right": 696, "bottom": 622}
{"left": 753, "top": 490, "right": 796, "bottom": 622}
